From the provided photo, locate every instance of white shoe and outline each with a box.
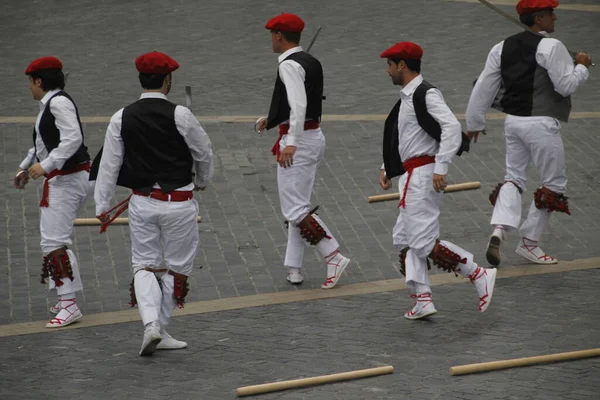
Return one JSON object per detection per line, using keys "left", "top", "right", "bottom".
{"left": 286, "top": 267, "right": 304, "bottom": 284}
{"left": 140, "top": 324, "right": 162, "bottom": 356}
{"left": 470, "top": 266, "right": 497, "bottom": 313}
{"left": 404, "top": 293, "right": 437, "bottom": 320}
{"left": 45, "top": 299, "right": 82, "bottom": 328}
{"left": 321, "top": 254, "right": 350, "bottom": 289}
{"left": 515, "top": 240, "right": 557, "bottom": 264}
{"left": 49, "top": 301, "right": 61, "bottom": 314}
{"left": 157, "top": 331, "right": 187, "bottom": 350}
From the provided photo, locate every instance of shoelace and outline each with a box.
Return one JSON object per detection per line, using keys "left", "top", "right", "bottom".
{"left": 520, "top": 238, "right": 555, "bottom": 261}
{"left": 406, "top": 293, "right": 432, "bottom": 315}
{"left": 48, "top": 299, "right": 78, "bottom": 325}
{"left": 323, "top": 250, "right": 342, "bottom": 286}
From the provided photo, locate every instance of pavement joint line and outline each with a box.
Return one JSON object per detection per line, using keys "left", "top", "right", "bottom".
{"left": 0, "top": 256, "right": 598, "bottom": 338}
{"left": 449, "top": 0, "right": 600, "bottom": 12}
{"left": 1, "top": 112, "right": 599, "bottom": 124}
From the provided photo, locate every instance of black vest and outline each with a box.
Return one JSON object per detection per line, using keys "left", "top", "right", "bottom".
{"left": 35, "top": 91, "right": 90, "bottom": 171}
{"left": 266, "top": 51, "right": 324, "bottom": 130}
{"left": 382, "top": 81, "right": 470, "bottom": 179}
{"left": 496, "top": 31, "right": 571, "bottom": 121}
{"left": 90, "top": 98, "right": 193, "bottom": 193}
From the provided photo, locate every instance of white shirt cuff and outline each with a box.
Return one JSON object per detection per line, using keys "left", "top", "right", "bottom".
{"left": 434, "top": 162, "right": 449, "bottom": 175}
{"left": 286, "top": 134, "right": 299, "bottom": 147}
{"left": 40, "top": 158, "right": 56, "bottom": 174}
{"left": 96, "top": 204, "right": 110, "bottom": 216}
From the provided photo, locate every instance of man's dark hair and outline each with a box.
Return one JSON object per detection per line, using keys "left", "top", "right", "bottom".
{"left": 390, "top": 58, "right": 422, "bottom": 73}
{"left": 519, "top": 9, "right": 552, "bottom": 27}
{"left": 273, "top": 30, "right": 301, "bottom": 44}
{"left": 139, "top": 73, "right": 169, "bottom": 90}
{"left": 29, "top": 69, "right": 65, "bottom": 91}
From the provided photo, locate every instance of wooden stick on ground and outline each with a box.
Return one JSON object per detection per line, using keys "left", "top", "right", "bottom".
{"left": 74, "top": 216, "right": 202, "bottom": 226}
{"left": 236, "top": 366, "right": 394, "bottom": 397}
{"left": 368, "top": 181, "right": 481, "bottom": 203}
{"left": 450, "top": 348, "right": 600, "bottom": 376}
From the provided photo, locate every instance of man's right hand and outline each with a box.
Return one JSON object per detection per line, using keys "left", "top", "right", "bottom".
{"left": 575, "top": 52, "right": 593, "bottom": 68}
{"left": 467, "top": 130, "right": 486, "bottom": 144}
{"left": 379, "top": 169, "right": 392, "bottom": 190}
{"left": 254, "top": 117, "right": 267, "bottom": 134}
{"left": 14, "top": 169, "right": 29, "bottom": 189}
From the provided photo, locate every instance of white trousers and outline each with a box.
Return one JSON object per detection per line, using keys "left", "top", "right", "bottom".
{"left": 277, "top": 130, "right": 339, "bottom": 268}
{"left": 491, "top": 115, "right": 566, "bottom": 241}
{"left": 128, "top": 194, "right": 199, "bottom": 327}
{"left": 392, "top": 164, "right": 475, "bottom": 289}
{"left": 41, "top": 170, "right": 92, "bottom": 295}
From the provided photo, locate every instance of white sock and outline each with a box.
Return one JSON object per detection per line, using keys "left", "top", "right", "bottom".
{"left": 59, "top": 293, "right": 76, "bottom": 307}
{"left": 492, "top": 225, "right": 506, "bottom": 240}
{"left": 414, "top": 282, "right": 432, "bottom": 295}
{"left": 145, "top": 321, "right": 160, "bottom": 330}
{"left": 287, "top": 267, "right": 301, "bottom": 274}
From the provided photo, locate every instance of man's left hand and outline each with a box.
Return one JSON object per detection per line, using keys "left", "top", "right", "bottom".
{"left": 96, "top": 213, "right": 110, "bottom": 223}
{"left": 433, "top": 173, "right": 447, "bottom": 193}
{"left": 279, "top": 146, "right": 296, "bottom": 168}
{"left": 28, "top": 163, "right": 46, "bottom": 180}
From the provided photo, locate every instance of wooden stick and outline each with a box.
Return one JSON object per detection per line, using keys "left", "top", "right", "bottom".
{"left": 236, "top": 366, "right": 394, "bottom": 397}
{"left": 74, "top": 216, "right": 202, "bottom": 226}
{"left": 368, "top": 181, "right": 481, "bottom": 203}
{"left": 450, "top": 348, "right": 600, "bottom": 376}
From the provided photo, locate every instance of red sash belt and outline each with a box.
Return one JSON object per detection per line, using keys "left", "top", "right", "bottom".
{"left": 132, "top": 189, "right": 193, "bottom": 202}
{"left": 398, "top": 155, "right": 436, "bottom": 209}
{"left": 40, "top": 162, "right": 91, "bottom": 208}
{"left": 98, "top": 189, "right": 193, "bottom": 233}
{"left": 271, "top": 120, "right": 320, "bottom": 160}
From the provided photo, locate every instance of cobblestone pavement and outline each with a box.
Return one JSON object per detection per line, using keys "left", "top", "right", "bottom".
{"left": 1, "top": 269, "right": 599, "bottom": 400}
{"left": 1, "top": 0, "right": 599, "bottom": 325}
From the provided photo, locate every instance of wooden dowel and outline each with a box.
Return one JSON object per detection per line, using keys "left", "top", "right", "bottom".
{"left": 236, "top": 366, "right": 394, "bottom": 397}
{"left": 450, "top": 348, "right": 600, "bottom": 376}
{"left": 74, "top": 216, "right": 202, "bottom": 226}
{"left": 368, "top": 181, "right": 481, "bottom": 203}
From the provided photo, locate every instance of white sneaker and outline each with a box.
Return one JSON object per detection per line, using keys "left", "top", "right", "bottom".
{"left": 49, "top": 301, "right": 61, "bottom": 315}
{"left": 157, "top": 331, "right": 187, "bottom": 350}
{"left": 404, "top": 293, "right": 437, "bottom": 320}
{"left": 470, "top": 266, "right": 497, "bottom": 313}
{"left": 515, "top": 240, "right": 557, "bottom": 264}
{"left": 45, "top": 299, "right": 82, "bottom": 328}
{"left": 321, "top": 254, "right": 350, "bottom": 289}
{"left": 140, "top": 324, "right": 162, "bottom": 356}
{"left": 286, "top": 268, "right": 304, "bottom": 284}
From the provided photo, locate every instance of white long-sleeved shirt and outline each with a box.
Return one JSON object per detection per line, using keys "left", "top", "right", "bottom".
{"left": 94, "top": 92, "right": 214, "bottom": 216}
{"left": 466, "top": 32, "right": 589, "bottom": 131}
{"left": 19, "top": 89, "right": 84, "bottom": 172}
{"left": 396, "top": 75, "right": 462, "bottom": 176}
{"left": 278, "top": 46, "right": 308, "bottom": 147}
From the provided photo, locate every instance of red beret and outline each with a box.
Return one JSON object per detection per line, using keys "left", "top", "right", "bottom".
{"left": 380, "top": 42, "right": 423, "bottom": 60}
{"left": 516, "top": 0, "right": 559, "bottom": 14}
{"left": 25, "top": 56, "right": 63, "bottom": 75}
{"left": 265, "top": 13, "right": 305, "bottom": 33}
{"left": 135, "top": 51, "right": 180, "bottom": 74}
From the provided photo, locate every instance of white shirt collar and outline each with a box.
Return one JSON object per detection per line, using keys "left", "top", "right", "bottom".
{"left": 400, "top": 74, "right": 424, "bottom": 98}
{"left": 539, "top": 30, "right": 550, "bottom": 37}
{"left": 39, "top": 89, "right": 61, "bottom": 110}
{"left": 278, "top": 46, "right": 303, "bottom": 63}
{"left": 140, "top": 92, "right": 168, "bottom": 100}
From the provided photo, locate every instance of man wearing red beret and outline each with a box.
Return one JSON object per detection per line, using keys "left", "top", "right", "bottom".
{"left": 378, "top": 42, "right": 497, "bottom": 319}
{"left": 466, "top": 0, "right": 592, "bottom": 266}
{"left": 94, "top": 51, "right": 214, "bottom": 356}
{"left": 256, "top": 13, "right": 351, "bottom": 289}
{"left": 15, "top": 56, "right": 91, "bottom": 328}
